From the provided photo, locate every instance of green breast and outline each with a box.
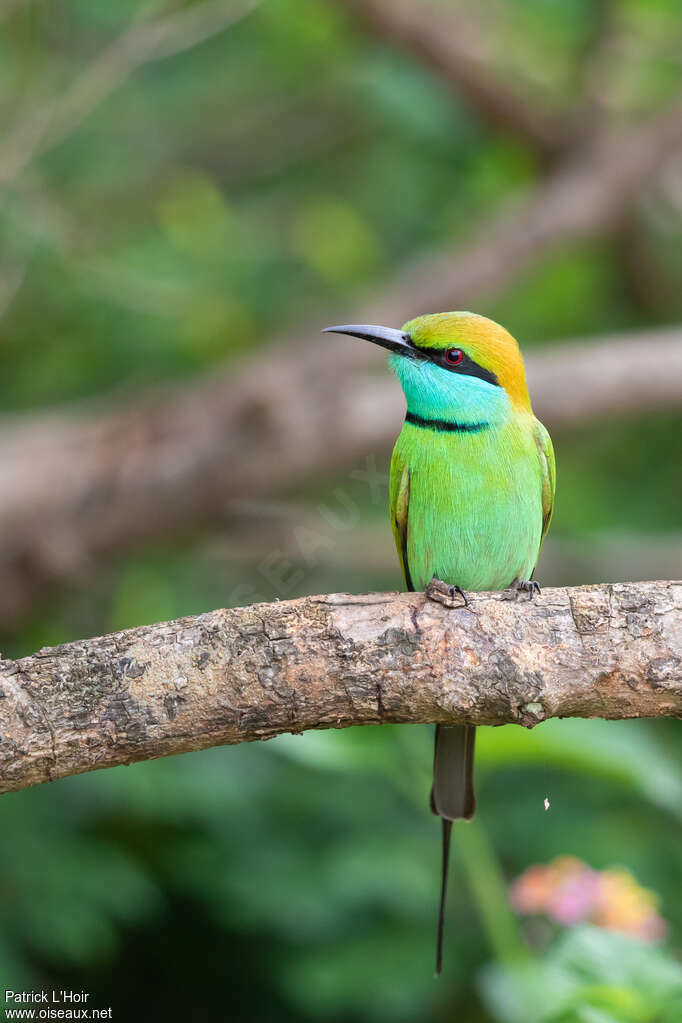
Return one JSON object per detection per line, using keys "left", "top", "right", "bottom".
{"left": 392, "top": 417, "right": 543, "bottom": 592}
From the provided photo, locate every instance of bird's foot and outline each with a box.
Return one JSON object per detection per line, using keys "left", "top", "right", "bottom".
{"left": 510, "top": 579, "right": 541, "bottom": 600}
{"left": 425, "top": 576, "right": 469, "bottom": 608}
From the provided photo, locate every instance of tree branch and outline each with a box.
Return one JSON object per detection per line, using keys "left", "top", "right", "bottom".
{"left": 526, "top": 326, "right": 682, "bottom": 424}
{"left": 365, "top": 98, "right": 682, "bottom": 320}
{"left": 332, "top": 0, "right": 574, "bottom": 160}
{"left": 0, "top": 321, "right": 680, "bottom": 635}
{"left": 1, "top": 100, "right": 682, "bottom": 632}
{"left": 0, "top": 581, "right": 679, "bottom": 795}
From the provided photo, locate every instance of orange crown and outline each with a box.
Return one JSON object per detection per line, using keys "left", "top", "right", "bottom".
{"left": 402, "top": 311, "right": 532, "bottom": 411}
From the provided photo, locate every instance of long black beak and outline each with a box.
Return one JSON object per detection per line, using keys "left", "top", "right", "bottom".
{"left": 322, "top": 323, "right": 415, "bottom": 356}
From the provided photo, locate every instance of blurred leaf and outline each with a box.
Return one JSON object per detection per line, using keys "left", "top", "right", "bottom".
{"left": 156, "top": 169, "right": 235, "bottom": 261}
{"left": 477, "top": 719, "right": 682, "bottom": 820}
{"left": 482, "top": 926, "right": 682, "bottom": 1023}
{"left": 291, "top": 194, "right": 384, "bottom": 288}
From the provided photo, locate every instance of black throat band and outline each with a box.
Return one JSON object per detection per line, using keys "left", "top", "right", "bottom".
{"left": 405, "top": 411, "right": 490, "bottom": 433}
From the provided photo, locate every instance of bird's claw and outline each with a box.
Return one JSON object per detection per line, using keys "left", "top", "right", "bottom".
{"left": 426, "top": 577, "right": 469, "bottom": 608}
{"left": 512, "top": 579, "right": 541, "bottom": 600}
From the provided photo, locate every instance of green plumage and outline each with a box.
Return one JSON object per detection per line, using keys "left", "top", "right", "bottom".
{"left": 324, "top": 311, "right": 555, "bottom": 974}
{"left": 390, "top": 415, "right": 553, "bottom": 593}
{"left": 386, "top": 312, "right": 555, "bottom": 974}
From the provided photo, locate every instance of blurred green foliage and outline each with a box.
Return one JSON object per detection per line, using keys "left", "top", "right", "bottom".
{"left": 483, "top": 926, "right": 682, "bottom": 1023}
{"left": 1, "top": 0, "right": 681, "bottom": 1021}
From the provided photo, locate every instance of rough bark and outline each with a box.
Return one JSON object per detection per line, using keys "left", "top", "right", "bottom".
{"left": 0, "top": 581, "right": 679, "bottom": 795}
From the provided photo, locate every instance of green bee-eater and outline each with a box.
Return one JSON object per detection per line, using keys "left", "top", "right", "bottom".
{"left": 324, "top": 312, "right": 556, "bottom": 972}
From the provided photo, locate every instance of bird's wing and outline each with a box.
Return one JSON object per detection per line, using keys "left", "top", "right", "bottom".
{"left": 534, "top": 418, "right": 556, "bottom": 553}
{"left": 389, "top": 448, "right": 414, "bottom": 591}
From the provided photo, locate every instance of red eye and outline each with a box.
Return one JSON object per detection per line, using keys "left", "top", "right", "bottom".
{"left": 444, "top": 348, "right": 464, "bottom": 366}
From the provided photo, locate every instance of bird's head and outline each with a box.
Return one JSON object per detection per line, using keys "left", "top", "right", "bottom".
{"left": 324, "top": 312, "right": 531, "bottom": 426}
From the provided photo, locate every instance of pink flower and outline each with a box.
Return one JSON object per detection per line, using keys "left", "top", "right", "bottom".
{"left": 509, "top": 857, "right": 667, "bottom": 942}
{"left": 550, "top": 866, "right": 601, "bottom": 925}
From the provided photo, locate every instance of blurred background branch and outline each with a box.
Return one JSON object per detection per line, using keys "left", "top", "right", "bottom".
{"left": 329, "top": 0, "right": 577, "bottom": 161}
{"left": 1, "top": 81, "right": 682, "bottom": 632}
{"left": 0, "top": 325, "right": 680, "bottom": 633}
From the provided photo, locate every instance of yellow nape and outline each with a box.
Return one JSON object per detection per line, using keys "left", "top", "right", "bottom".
{"left": 402, "top": 311, "right": 532, "bottom": 411}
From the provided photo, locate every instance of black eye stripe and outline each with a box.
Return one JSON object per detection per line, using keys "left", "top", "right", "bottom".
{"left": 417, "top": 346, "right": 500, "bottom": 386}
